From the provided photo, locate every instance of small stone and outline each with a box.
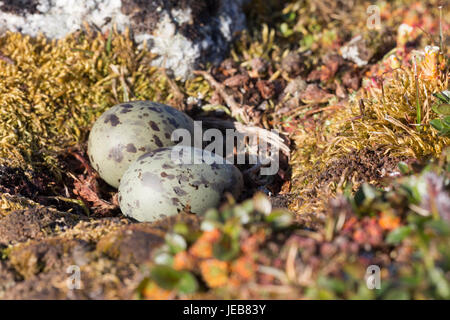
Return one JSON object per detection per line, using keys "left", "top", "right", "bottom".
{"left": 281, "top": 51, "right": 305, "bottom": 76}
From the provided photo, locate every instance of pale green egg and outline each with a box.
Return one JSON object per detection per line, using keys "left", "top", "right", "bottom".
{"left": 88, "top": 101, "right": 194, "bottom": 188}
{"left": 118, "top": 146, "right": 243, "bottom": 222}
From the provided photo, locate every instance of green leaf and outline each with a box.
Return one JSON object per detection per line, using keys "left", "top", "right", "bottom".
{"left": 280, "top": 23, "right": 293, "bottom": 37}
{"left": 430, "top": 116, "right": 450, "bottom": 136}
{"left": 177, "top": 272, "right": 199, "bottom": 295}
{"left": 386, "top": 226, "right": 413, "bottom": 244}
{"left": 430, "top": 119, "right": 444, "bottom": 131}
{"left": 213, "top": 233, "right": 240, "bottom": 261}
{"left": 265, "top": 209, "right": 293, "bottom": 228}
{"left": 106, "top": 30, "right": 113, "bottom": 55}
{"left": 433, "top": 90, "right": 450, "bottom": 103}
{"left": 219, "top": 207, "right": 235, "bottom": 221}
{"left": 398, "top": 161, "right": 410, "bottom": 175}
{"left": 353, "top": 183, "right": 378, "bottom": 213}
{"left": 432, "top": 103, "right": 450, "bottom": 115}
{"left": 154, "top": 251, "right": 174, "bottom": 266}
{"left": 173, "top": 223, "right": 189, "bottom": 237}
{"left": 425, "top": 220, "right": 450, "bottom": 236}
{"left": 150, "top": 265, "right": 198, "bottom": 294}
{"left": 203, "top": 208, "right": 220, "bottom": 222}
{"left": 240, "top": 199, "right": 254, "bottom": 213}
{"left": 444, "top": 116, "right": 450, "bottom": 127}
{"left": 300, "top": 34, "right": 315, "bottom": 49}
{"left": 222, "top": 220, "right": 242, "bottom": 239}
{"left": 253, "top": 192, "right": 272, "bottom": 215}
{"left": 200, "top": 220, "right": 219, "bottom": 231}
{"left": 439, "top": 128, "right": 450, "bottom": 136}
{"left": 287, "top": 12, "right": 296, "bottom": 21}
{"left": 383, "top": 289, "right": 410, "bottom": 300}
{"left": 165, "top": 233, "right": 187, "bottom": 254}
{"left": 317, "top": 276, "right": 346, "bottom": 294}
{"left": 429, "top": 267, "right": 450, "bottom": 299}
{"left": 232, "top": 205, "right": 251, "bottom": 224}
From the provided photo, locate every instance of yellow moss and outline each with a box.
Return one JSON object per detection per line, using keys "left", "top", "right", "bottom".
{"left": 96, "top": 231, "right": 125, "bottom": 259}
{"left": 0, "top": 193, "right": 41, "bottom": 217}
{"left": 0, "top": 28, "right": 211, "bottom": 175}
{"left": 232, "top": 24, "right": 277, "bottom": 62}
{"left": 0, "top": 23, "right": 290, "bottom": 182}
{"left": 8, "top": 244, "right": 40, "bottom": 279}
{"left": 334, "top": 69, "right": 449, "bottom": 159}
{"left": 58, "top": 218, "right": 128, "bottom": 242}
{"left": 289, "top": 114, "right": 346, "bottom": 215}
{"left": 290, "top": 50, "right": 449, "bottom": 215}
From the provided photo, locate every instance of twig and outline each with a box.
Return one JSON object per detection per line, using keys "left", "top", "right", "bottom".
{"left": 359, "top": 99, "right": 366, "bottom": 117}
{"left": 304, "top": 104, "right": 342, "bottom": 117}
{"left": 412, "top": 56, "right": 421, "bottom": 130}
{"left": 68, "top": 149, "right": 95, "bottom": 177}
{"left": 44, "top": 195, "right": 90, "bottom": 216}
{"left": 439, "top": 6, "right": 444, "bottom": 54}
{"left": 285, "top": 243, "right": 298, "bottom": 282}
{"left": 67, "top": 172, "right": 118, "bottom": 214}
{"left": 193, "top": 70, "right": 250, "bottom": 123}
{"left": 110, "top": 64, "right": 133, "bottom": 102}
{"left": 199, "top": 118, "right": 290, "bottom": 157}
{"left": 257, "top": 265, "right": 289, "bottom": 285}
{"left": 160, "top": 67, "right": 185, "bottom": 110}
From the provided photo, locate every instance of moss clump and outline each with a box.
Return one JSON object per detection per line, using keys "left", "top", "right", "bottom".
{"left": 0, "top": 28, "right": 211, "bottom": 175}
{"left": 334, "top": 59, "right": 449, "bottom": 159}
{"left": 290, "top": 43, "right": 449, "bottom": 215}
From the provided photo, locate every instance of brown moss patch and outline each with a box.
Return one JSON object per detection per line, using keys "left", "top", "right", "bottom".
{"left": 0, "top": 207, "right": 83, "bottom": 245}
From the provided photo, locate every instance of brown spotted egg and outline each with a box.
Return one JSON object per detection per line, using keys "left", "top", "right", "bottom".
{"left": 118, "top": 146, "right": 243, "bottom": 222}
{"left": 88, "top": 101, "right": 194, "bottom": 188}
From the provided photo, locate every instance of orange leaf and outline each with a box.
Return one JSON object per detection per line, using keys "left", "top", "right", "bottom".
{"left": 200, "top": 259, "right": 229, "bottom": 288}
{"left": 173, "top": 251, "right": 195, "bottom": 271}
{"left": 378, "top": 212, "right": 401, "bottom": 231}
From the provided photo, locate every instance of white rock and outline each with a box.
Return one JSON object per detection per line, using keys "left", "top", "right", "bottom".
{"left": 0, "top": 0, "right": 247, "bottom": 79}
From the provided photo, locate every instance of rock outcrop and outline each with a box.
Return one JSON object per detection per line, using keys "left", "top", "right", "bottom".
{"left": 0, "top": 0, "right": 247, "bottom": 79}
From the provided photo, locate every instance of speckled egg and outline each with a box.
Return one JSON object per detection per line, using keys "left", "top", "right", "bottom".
{"left": 88, "top": 101, "right": 194, "bottom": 188}
{"left": 118, "top": 146, "right": 244, "bottom": 222}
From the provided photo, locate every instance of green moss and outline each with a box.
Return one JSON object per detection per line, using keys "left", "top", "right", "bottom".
{"left": 0, "top": 28, "right": 212, "bottom": 177}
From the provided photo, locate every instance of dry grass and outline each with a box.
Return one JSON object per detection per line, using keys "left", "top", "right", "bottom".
{"left": 334, "top": 65, "right": 449, "bottom": 159}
